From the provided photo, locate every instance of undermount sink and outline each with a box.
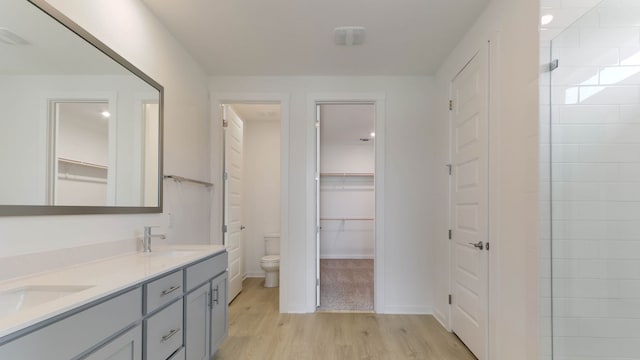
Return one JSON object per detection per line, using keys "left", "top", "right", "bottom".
{"left": 0, "top": 285, "right": 94, "bottom": 317}
{"left": 146, "top": 250, "right": 201, "bottom": 258}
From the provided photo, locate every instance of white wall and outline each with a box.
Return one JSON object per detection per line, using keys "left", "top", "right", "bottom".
{"left": 431, "top": 0, "right": 539, "bottom": 359}
{"left": 242, "top": 116, "right": 281, "bottom": 278}
{"left": 210, "top": 76, "right": 434, "bottom": 313}
{"left": 0, "top": 0, "right": 211, "bottom": 259}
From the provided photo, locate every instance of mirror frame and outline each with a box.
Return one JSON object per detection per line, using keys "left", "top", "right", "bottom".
{"left": 0, "top": 0, "right": 164, "bottom": 216}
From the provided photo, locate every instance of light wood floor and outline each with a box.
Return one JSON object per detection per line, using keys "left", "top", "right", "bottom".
{"left": 214, "top": 278, "right": 476, "bottom": 360}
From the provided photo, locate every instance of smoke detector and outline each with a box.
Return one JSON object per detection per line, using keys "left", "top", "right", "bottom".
{"left": 334, "top": 26, "right": 366, "bottom": 46}
{"left": 0, "top": 28, "right": 29, "bottom": 45}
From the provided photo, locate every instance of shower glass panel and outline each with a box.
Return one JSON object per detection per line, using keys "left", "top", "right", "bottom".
{"left": 550, "top": 2, "right": 640, "bottom": 359}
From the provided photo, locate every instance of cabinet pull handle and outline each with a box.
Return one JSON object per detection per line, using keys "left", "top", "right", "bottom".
{"left": 213, "top": 286, "right": 219, "bottom": 305}
{"left": 161, "top": 328, "right": 180, "bottom": 342}
{"left": 161, "top": 285, "right": 181, "bottom": 296}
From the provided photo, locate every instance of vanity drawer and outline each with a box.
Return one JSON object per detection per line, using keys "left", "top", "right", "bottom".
{"left": 185, "top": 252, "right": 227, "bottom": 291}
{"left": 0, "top": 288, "right": 141, "bottom": 360}
{"left": 145, "top": 299, "right": 183, "bottom": 360}
{"left": 145, "top": 270, "right": 183, "bottom": 314}
{"left": 168, "top": 346, "right": 185, "bottom": 360}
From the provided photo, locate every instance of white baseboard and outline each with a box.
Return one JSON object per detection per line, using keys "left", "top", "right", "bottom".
{"left": 281, "top": 304, "right": 311, "bottom": 313}
{"left": 379, "top": 305, "right": 432, "bottom": 315}
{"left": 320, "top": 255, "right": 375, "bottom": 260}
{"left": 246, "top": 272, "right": 266, "bottom": 278}
{"left": 433, "top": 308, "right": 450, "bottom": 330}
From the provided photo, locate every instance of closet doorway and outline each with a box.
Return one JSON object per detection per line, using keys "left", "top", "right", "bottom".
{"left": 316, "top": 103, "right": 375, "bottom": 312}
{"left": 222, "top": 103, "right": 281, "bottom": 303}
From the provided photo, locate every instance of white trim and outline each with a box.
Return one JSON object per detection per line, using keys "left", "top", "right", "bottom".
{"left": 487, "top": 32, "right": 502, "bottom": 360}
{"left": 319, "top": 255, "right": 375, "bottom": 260}
{"left": 381, "top": 305, "right": 432, "bottom": 315}
{"left": 245, "top": 273, "right": 266, "bottom": 278}
{"left": 209, "top": 92, "right": 291, "bottom": 312}
{"left": 306, "top": 92, "right": 386, "bottom": 313}
{"left": 433, "top": 308, "right": 448, "bottom": 329}
{"left": 44, "top": 92, "right": 118, "bottom": 206}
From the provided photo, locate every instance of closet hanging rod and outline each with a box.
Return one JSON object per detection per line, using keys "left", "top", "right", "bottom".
{"left": 320, "top": 218, "right": 375, "bottom": 221}
{"left": 163, "top": 175, "right": 214, "bottom": 188}
{"left": 320, "top": 172, "right": 374, "bottom": 177}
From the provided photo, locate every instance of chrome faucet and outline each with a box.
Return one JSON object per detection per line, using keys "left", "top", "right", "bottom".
{"left": 142, "top": 226, "right": 166, "bottom": 253}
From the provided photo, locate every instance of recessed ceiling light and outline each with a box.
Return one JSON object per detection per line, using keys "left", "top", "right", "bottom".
{"left": 541, "top": 14, "right": 554, "bottom": 26}
{"left": 101, "top": 111, "right": 111, "bottom": 118}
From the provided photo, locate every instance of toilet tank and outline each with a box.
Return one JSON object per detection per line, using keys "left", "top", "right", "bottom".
{"left": 264, "top": 233, "right": 280, "bottom": 255}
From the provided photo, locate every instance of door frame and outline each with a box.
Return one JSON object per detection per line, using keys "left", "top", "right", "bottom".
{"left": 46, "top": 92, "right": 117, "bottom": 206}
{"left": 446, "top": 34, "right": 501, "bottom": 360}
{"left": 210, "top": 92, "right": 290, "bottom": 311}
{"left": 306, "top": 93, "right": 386, "bottom": 313}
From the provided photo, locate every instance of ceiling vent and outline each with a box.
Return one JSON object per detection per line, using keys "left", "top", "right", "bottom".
{"left": 0, "top": 28, "right": 29, "bottom": 45}
{"left": 334, "top": 26, "right": 366, "bottom": 46}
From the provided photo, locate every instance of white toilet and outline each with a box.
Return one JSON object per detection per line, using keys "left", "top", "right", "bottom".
{"left": 260, "top": 233, "right": 280, "bottom": 288}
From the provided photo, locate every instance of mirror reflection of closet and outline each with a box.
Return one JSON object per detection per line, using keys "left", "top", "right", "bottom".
{"left": 49, "top": 101, "right": 112, "bottom": 206}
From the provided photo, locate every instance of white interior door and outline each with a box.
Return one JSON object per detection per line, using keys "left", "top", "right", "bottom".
{"left": 450, "top": 45, "right": 489, "bottom": 360}
{"left": 224, "top": 105, "right": 244, "bottom": 302}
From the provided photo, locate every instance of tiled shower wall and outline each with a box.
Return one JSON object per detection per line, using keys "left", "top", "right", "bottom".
{"left": 544, "top": 1, "right": 640, "bottom": 359}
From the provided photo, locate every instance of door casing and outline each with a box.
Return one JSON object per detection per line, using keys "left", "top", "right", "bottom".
{"left": 306, "top": 93, "right": 385, "bottom": 313}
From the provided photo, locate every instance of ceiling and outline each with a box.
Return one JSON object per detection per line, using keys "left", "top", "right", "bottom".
{"left": 141, "top": 0, "right": 490, "bottom": 76}
{"left": 229, "top": 103, "right": 374, "bottom": 146}
{"left": 0, "top": 0, "right": 128, "bottom": 75}
{"left": 320, "top": 104, "right": 374, "bottom": 146}
{"left": 231, "top": 104, "right": 280, "bottom": 122}
{"left": 58, "top": 102, "right": 109, "bottom": 135}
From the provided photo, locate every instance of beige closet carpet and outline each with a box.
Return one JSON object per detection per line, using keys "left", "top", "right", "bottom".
{"left": 318, "top": 259, "right": 374, "bottom": 312}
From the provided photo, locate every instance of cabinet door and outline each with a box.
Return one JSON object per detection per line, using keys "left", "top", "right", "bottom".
{"left": 210, "top": 272, "right": 228, "bottom": 354}
{"left": 185, "top": 282, "right": 210, "bottom": 360}
{"left": 82, "top": 325, "right": 142, "bottom": 360}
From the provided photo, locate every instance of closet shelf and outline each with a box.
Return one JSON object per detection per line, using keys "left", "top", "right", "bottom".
{"left": 57, "top": 173, "right": 107, "bottom": 184}
{"left": 320, "top": 172, "right": 374, "bottom": 177}
{"left": 320, "top": 218, "right": 375, "bottom": 221}
{"left": 58, "top": 157, "right": 108, "bottom": 170}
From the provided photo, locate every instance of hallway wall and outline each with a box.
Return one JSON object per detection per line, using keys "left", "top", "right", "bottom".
{"left": 432, "top": 0, "right": 540, "bottom": 359}
{"left": 210, "top": 76, "right": 435, "bottom": 314}
{"left": 242, "top": 116, "right": 281, "bottom": 278}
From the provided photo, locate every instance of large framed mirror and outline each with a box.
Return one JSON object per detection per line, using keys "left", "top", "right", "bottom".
{"left": 0, "top": 0, "right": 163, "bottom": 215}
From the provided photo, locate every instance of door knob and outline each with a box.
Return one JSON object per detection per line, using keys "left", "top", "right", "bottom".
{"left": 469, "top": 241, "right": 484, "bottom": 250}
{"left": 240, "top": 225, "right": 246, "bottom": 230}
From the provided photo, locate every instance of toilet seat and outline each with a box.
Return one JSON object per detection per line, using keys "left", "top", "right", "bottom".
{"left": 261, "top": 255, "right": 280, "bottom": 263}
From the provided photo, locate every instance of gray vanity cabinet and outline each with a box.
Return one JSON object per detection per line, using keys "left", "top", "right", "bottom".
{"left": 82, "top": 325, "right": 142, "bottom": 360}
{"left": 0, "top": 288, "right": 141, "bottom": 360}
{"left": 209, "top": 273, "right": 228, "bottom": 352}
{"left": 185, "top": 254, "right": 228, "bottom": 360}
{"left": 185, "top": 283, "right": 210, "bottom": 360}
{"left": 0, "top": 251, "right": 227, "bottom": 360}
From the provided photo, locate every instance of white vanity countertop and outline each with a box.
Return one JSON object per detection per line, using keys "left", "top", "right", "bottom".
{"left": 0, "top": 244, "right": 225, "bottom": 339}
